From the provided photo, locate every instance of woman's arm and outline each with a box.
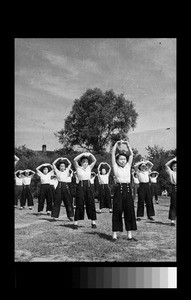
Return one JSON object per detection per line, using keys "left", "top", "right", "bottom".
{"left": 111, "top": 141, "right": 119, "bottom": 167}
{"left": 87, "top": 153, "right": 97, "bottom": 170}
{"left": 15, "top": 155, "right": 19, "bottom": 166}
{"left": 73, "top": 153, "right": 86, "bottom": 169}
{"left": 36, "top": 163, "right": 45, "bottom": 175}
{"left": 97, "top": 163, "right": 101, "bottom": 175}
{"left": 146, "top": 160, "right": 153, "bottom": 170}
{"left": 165, "top": 157, "right": 176, "bottom": 173}
{"left": 123, "top": 140, "right": 133, "bottom": 165}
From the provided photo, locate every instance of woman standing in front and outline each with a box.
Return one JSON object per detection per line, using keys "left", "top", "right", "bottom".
{"left": 73, "top": 152, "right": 97, "bottom": 229}
{"left": 111, "top": 140, "right": 137, "bottom": 241}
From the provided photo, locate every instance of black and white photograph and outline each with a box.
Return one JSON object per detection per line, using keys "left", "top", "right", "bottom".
{"left": 14, "top": 38, "right": 176, "bottom": 263}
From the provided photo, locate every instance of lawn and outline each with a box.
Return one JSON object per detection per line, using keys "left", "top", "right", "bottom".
{"left": 14, "top": 196, "right": 176, "bottom": 262}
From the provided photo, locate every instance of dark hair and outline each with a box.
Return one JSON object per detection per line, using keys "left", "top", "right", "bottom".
{"left": 16, "top": 171, "right": 21, "bottom": 177}
{"left": 39, "top": 165, "right": 52, "bottom": 173}
{"left": 55, "top": 159, "right": 69, "bottom": 169}
{"left": 138, "top": 163, "right": 147, "bottom": 170}
{"left": 115, "top": 151, "right": 129, "bottom": 162}
{"left": 79, "top": 155, "right": 90, "bottom": 166}
{"left": 100, "top": 163, "right": 110, "bottom": 174}
{"left": 170, "top": 161, "right": 177, "bottom": 169}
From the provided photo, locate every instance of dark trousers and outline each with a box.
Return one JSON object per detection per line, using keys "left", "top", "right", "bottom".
{"left": 74, "top": 180, "right": 97, "bottom": 221}
{"left": 151, "top": 183, "right": 158, "bottom": 201}
{"left": 112, "top": 183, "right": 137, "bottom": 232}
{"left": 169, "top": 184, "right": 176, "bottom": 220}
{"left": 20, "top": 185, "right": 34, "bottom": 207}
{"left": 38, "top": 184, "right": 52, "bottom": 212}
{"left": 132, "top": 183, "right": 139, "bottom": 201}
{"left": 15, "top": 185, "right": 23, "bottom": 205}
{"left": 51, "top": 182, "right": 74, "bottom": 218}
{"left": 137, "top": 183, "right": 155, "bottom": 218}
{"left": 49, "top": 185, "right": 55, "bottom": 204}
{"left": 98, "top": 184, "right": 112, "bottom": 209}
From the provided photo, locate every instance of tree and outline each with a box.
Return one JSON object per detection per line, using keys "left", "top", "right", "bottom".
{"left": 55, "top": 88, "right": 138, "bottom": 154}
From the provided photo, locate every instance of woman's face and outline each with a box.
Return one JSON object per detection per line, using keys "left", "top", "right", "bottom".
{"left": 81, "top": 158, "right": 89, "bottom": 169}
{"left": 59, "top": 163, "right": 66, "bottom": 172}
{"left": 117, "top": 155, "right": 127, "bottom": 167}
{"left": 43, "top": 167, "right": 49, "bottom": 174}
{"left": 140, "top": 164, "right": 147, "bottom": 172}
{"left": 172, "top": 163, "right": 177, "bottom": 171}
{"left": 101, "top": 168, "right": 106, "bottom": 175}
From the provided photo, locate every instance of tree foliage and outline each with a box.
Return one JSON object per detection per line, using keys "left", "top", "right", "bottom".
{"left": 55, "top": 88, "right": 138, "bottom": 154}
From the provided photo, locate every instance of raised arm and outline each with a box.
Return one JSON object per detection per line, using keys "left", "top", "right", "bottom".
{"left": 165, "top": 157, "right": 176, "bottom": 173}
{"left": 73, "top": 153, "right": 87, "bottom": 169}
{"left": 145, "top": 160, "right": 153, "bottom": 171}
{"left": 15, "top": 155, "right": 19, "bottom": 166}
{"left": 111, "top": 141, "right": 119, "bottom": 167}
{"left": 97, "top": 163, "right": 102, "bottom": 175}
{"left": 88, "top": 153, "right": 97, "bottom": 170}
{"left": 25, "top": 169, "right": 35, "bottom": 177}
{"left": 123, "top": 140, "right": 133, "bottom": 166}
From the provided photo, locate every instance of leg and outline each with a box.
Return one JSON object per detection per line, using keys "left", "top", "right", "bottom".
{"left": 38, "top": 185, "right": 45, "bottom": 212}
{"left": 136, "top": 185, "right": 145, "bottom": 218}
{"left": 20, "top": 187, "right": 27, "bottom": 208}
{"left": 51, "top": 186, "right": 62, "bottom": 218}
{"left": 112, "top": 186, "right": 123, "bottom": 232}
{"left": 45, "top": 186, "right": 52, "bottom": 212}
{"left": 63, "top": 186, "right": 74, "bottom": 219}
{"left": 74, "top": 185, "right": 85, "bottom": 221}
{"left": 145, "top": 185, "right": 155, "bottom": 218}
{"left": 123, "top": 185, "right": 137, "bottom": 231}
{"left": 26, "top": 187, "right": 34, "bottom": 207}
{"left": 85, "top": 187, "right": 97, "bottom": 221}
{"left": 168, "top": 187, "right": 176, "bottom": 221}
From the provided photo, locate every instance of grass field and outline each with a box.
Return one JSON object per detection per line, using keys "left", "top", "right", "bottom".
{"left": 14, "top": 196, "right": 176, "bottom": 262}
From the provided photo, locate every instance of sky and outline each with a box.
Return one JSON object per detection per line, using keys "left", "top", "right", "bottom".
{"left": 15, "top": 38, "right": 176, "bottom": 151}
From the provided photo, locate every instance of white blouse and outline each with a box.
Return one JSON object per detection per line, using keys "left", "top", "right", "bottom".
{"left": 22, "top": 177, "right": 32, "bottom": 185}
{"left": 150, "top": 176, "right": 157, "bottom": 183}
{"left": 15, "top": 177, "right": 23, "bottom": 186}
{"left": 76, "top": 165, "right": 91, "bottom": 181}
{"left": 166, "top": 168, "right": 176, "bottom": 184}
{"left": 99, "top": 174, "right": 109, "bottom": 184}
{"left": 38, "top": 172, "right": 52, "bottom": 184}
{"left": 137, "top": 170, "right": 150, "bottom": 183}
{"left": 113, "top": 162, "right": 131, "bottom": 183}
{"left": 133, "top": 176, "right": 139, "bottom": 184}
{"left": 55, "top": 169, "right": 70, "bottom": 182}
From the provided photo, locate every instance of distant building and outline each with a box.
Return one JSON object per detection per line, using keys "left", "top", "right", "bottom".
{"left": 34, "top": 145, "right": 55, "bottom": 157}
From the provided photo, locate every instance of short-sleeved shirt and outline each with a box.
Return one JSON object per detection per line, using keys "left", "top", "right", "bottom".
{"left": 38, "top": 172, "right": 52, "bottom": 184}
{"left": 166, "top": 168, "right": 176, "bottom": 185}
{"left": 99, "top": 174, "right": 109, "bottom": 184}
{"left": 15, "top": 177, "right": 23, "bottom": 186}
{"left": 150, "top": 177, "right": 157, "bottom": 183}
{"left": 133, "top": 175, "right": 139, "bottom": 184}
{"left": 76, "top": 165, "right": 91, "bottom": 181}
{"left": 137, "top": 170, "right": 150, "bottom": 183}
{"left": 113, "top": 162, "right": 131, "bottom": 183}
{"left": 22, "top": 177, "right": 32, "bottom": 185}
{"left": 55, "top": 168, "right": 70, "bottom": 182}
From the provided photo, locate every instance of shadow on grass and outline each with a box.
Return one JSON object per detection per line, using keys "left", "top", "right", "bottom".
{"left": 39, "top": 217, "right": 64, "bottom": 222}
{"left": 145, "top": 221, "right": 173, "bottom": 226}
{"left": 59, "top": 223, "right": 85, "bottom": 229}
{"left": 85, "top": 231, "right": 112, "bottom": 241}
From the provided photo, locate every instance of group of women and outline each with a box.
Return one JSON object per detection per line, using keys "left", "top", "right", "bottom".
{"left": 15, "top": 140, "right": 177, "bottom": 241}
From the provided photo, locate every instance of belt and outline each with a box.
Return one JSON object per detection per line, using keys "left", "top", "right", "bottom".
{"left": 79, "top": 180, "right": 91, "bottom": 187}
{"left": 116, "top": 182, "right": 130, "bottom": 193}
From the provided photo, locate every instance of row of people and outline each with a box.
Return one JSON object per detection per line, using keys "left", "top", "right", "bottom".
{"left": 15, "top": 141, "right": 177, "bottom": 240}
